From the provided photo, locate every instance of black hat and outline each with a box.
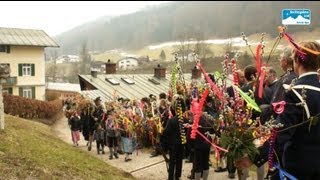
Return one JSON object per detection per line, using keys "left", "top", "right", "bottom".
{"left": 94, "top": 97, "right": 101, "bottom": 102}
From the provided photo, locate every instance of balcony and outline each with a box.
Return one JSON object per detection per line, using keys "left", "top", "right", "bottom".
{"left": 3, "top": 76, "right": 17, "bottom": 86}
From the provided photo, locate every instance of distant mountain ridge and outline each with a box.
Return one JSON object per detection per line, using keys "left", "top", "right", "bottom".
{"left": 50, "top": 1, "right": 319, "bottom": 55}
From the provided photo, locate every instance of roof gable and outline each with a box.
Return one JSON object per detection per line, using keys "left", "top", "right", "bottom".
{"left": 0, "top": 27, "right": 59, "bottom": 47}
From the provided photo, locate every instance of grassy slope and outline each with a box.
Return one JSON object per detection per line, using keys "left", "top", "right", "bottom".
{"left": 92, "top": 30, "right": 320, "bottom": 63}
{"left": 0, "top": 115, "right": 134, "bottom": 180}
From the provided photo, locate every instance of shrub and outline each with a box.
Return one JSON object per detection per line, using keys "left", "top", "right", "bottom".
{"left": 3, "top": 94, "right": 63, "bottom": 124}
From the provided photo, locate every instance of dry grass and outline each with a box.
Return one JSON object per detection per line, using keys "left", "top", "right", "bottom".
{"left": 0, "top": 115, "right": 135, "bottom": 180}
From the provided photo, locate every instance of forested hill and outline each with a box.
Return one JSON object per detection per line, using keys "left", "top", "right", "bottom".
{"left": 53, "top": 1, "right": 319, "bottom": 55}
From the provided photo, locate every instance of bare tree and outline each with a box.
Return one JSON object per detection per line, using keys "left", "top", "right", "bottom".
{"left": 194, "top": 31, "right": 213, "bottom": 59}
{"left": 224, "top": 37, "right": 239, "bottom": 58}
{"left": 51, "top": 50, "right": 58, "bottom": 82}
{"left": 176, "top": 30, "right": 193, "bottom": 63}
{"left": 79, "top": 41, "right": 92, "bottom": 74}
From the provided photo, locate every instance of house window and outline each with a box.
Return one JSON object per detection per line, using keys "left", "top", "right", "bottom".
{"left": 23, "top": 64, "right": 31, "bottom": 76}
{"left": 0, "top": 45, "right": 10, "bottom": 53}
{"left": 126, "top": 60, "right": 130, "bottom": 63}
{"left": 23, "top": 88, "right": 32, "bottom": 98}
{"left": 19, "top": 87, "right": 35, "bottom": 99}
{"left": 2, "top": 87, "right": 12, "bottom": 94}
{"left": 18, "top": 64, "right": 35, "bottom": 76}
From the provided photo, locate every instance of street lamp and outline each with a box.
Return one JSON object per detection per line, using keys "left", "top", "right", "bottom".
{"left": 0, "top": 64, "right": 10, "bottom": 130}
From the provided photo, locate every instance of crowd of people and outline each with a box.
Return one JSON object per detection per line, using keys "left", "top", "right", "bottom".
{"left": 62, "top": 40, "right": 320, "bottom": 180}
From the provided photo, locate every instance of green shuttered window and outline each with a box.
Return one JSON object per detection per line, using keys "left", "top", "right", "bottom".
{"left": 18, "top": 64, "right": 35, "bottom": 76}
{"left": 19, "top": 87, "right": 35, "bottom": 99}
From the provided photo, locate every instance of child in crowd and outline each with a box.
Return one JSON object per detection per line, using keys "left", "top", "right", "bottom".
{"left": 68, "top": 110, "right": 82, "bottom": 146}
{"left": 94, "top": 124, "right": 105, "bottom": 155}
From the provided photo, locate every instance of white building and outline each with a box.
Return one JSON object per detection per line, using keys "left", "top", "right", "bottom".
{"left": 56, "top": 55, "right": 80, "bottom": 64}
{"left": 0, "top": 27, "right": 59, "bottom": 100}
{"left": 117, "top": 57, "right": 139, "bottom": 70}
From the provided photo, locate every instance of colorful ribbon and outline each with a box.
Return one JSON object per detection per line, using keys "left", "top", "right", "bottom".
{"left": 196, "top": 130, "right": 228, "bottom": 153}
{"left": 272, "top": 101, "right": 286, "bottom": 114}
{"left": 177, "top": 102, "right": 187, "bottom": 144}
{"left": 274, "top": 163, "right": 297, "bottom": 180}
{"left": 258, "top": 64, "right": 266, "bottom": 99}
{"left": 197, "top": 63, "right": 222, "bottom": 100}
{"left": 256, "top": 44, "right": 262, "bottom": 75}
{"left": 191, "top": 89, "right": 209, "bottom": 139}
{"left": 233, "top": 85, "right": 261, "bottom": 112}
{"left": 170, "top": 64, "right": 178, "bottom": 95}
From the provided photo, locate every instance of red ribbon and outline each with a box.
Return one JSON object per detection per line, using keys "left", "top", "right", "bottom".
{"left": 196, "top": 130, "right": 228, "bottom": 153}
{"left": 256, "top": 44, "right": 262, "bottom": 75}
{"left": 191, "top": 89, "right": 209, "bottom": 139}
{"left": 197, "top": 63, "right": 222, "bottom": 100}
{"left": 258, "top": 64, "right": 266, "bottom": 98}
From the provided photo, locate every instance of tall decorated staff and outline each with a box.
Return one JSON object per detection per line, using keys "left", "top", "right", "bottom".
{"left": 169, "top": 58, "right": 178, "bottom": 98}
{"left": 265, "top": 26, "right": 285, "bottom": 65}
{"left": 176, "top": 97, "right": 187, "bottom": 145}
{"left": 241, "top": 32, "right": 256, "bottom": 59}
{"left": 174, "top": 53, "right": 187, "bottom": 96}
{"left": 231, "top": 56, "right": 244, "bottom": 110}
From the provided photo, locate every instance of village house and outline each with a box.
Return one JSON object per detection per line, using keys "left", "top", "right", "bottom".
{"left": 78, "top": 61, "right": 203, "bottom": 103}
{"left": 0, "top": 27, "right": 59, "bottom": 100}
{"left": 117, "top": 57, "right": 139, "bottom": 70}
{"left": 56, "top": 55, "right": 80, "bottom": 64}
{"left": 45, "top": 82, "right": 81, "bottom": 101}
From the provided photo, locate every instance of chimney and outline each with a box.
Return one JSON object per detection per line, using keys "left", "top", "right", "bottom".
{"left": 191, "top": 66, "right": 201, "bottom": 79}
{"left": 105, "top": 59, "right": 116, "bottom": 74}
{"left": 154, "top": 64, "right": 166, "bottom": 79}
{"left": 91, "top": 70, "right": 98, "bottom": 78}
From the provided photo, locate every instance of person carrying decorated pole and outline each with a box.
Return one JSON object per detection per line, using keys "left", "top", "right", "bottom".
{"left": 236, "top": 40, "right": 320, "bottom": 180}
{"left": 105, "top": 110, "right": 119, "bottom": 159}
{"left": 225, "top": 69, "right": 246, "bottom": 179}
{"left": 192, "top": 95, "right": 216, "bottom": 180}
{"left": 256, "top": 47, "right": 297, "bottom": 180}
{"left": 88, "top": 97, "right": 104, "bottom": 151}
{"left": 163, "top": 95, "right": 188, "bottom": 180}
{"left": 80, "top": 101, "right": 94, "bottom": 147}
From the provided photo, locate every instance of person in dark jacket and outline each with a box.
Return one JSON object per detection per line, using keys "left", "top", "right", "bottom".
{"left": 256, "top": 47, "right": 297, "bottom": 180}
{"left": 236, "top": 41, "right": 320, "bottom": 180}
{"left": 80, "top": 101, "right": 94, "bottom": 145}
{"left": 68, "top": 110, "right": 82, "bottom": 146}
{"left": 94, "top": 124, "right": 105, "bottom": 154}
{"left": 163, "top": 96, "right": 187, "bottom": 180}
{"left": 88, "top": 97, "right": 105, "bottom": 151}
{"left": 193, "top": 98, "right": 215, "bottom": 180}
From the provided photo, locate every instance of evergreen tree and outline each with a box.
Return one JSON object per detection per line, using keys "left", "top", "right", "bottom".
{"left": 159, "top": 50, "right": 166, "bottom": 60}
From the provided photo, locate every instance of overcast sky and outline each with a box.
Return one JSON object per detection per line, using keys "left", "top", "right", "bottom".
{"left": 0, "top": 1, "right": 170, "bottom": 36}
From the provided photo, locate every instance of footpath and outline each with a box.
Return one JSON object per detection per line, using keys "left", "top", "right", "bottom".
{"left": 52, "top": 117, "right": 257, "bottom": 180}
